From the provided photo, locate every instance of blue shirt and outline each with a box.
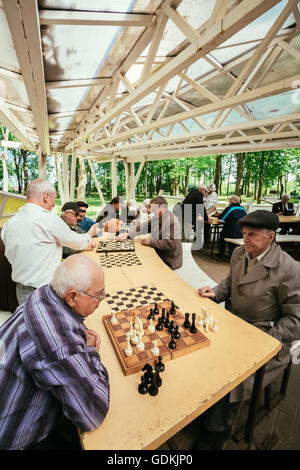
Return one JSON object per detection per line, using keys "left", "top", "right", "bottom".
{"left": 77, "top": 216, "right": 95, "bottom": 233}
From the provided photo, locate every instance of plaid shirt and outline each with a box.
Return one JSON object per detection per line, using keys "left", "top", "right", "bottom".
{"left": 0, "top": 285, "right": 110, "bottom": 450}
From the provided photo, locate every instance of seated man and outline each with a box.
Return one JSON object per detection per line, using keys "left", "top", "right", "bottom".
{"left": 61, "top": 202, "right": 98, "bottom": 258}
{"left": 0, "top": 254, "right": 110, "bottom": 450}
{"left": 216, "top": 195, "right": 247, "bottom": 258}
{"left": 272, "top": 193, "right": 295, "bottom": 234}
{"left": 76, "top": 200, "right": 96, "bottom": 233}
{"left": 128, "top": 196, "right": 183, "bottom": 270}
{"left": 197, "top": 211, "right": 300, "bottom": 450}
{"left": 180, "top": 184, "right": 209, "bottom": 242}
{"left": 96, "top": 197, "right": 121, "bottom": 229}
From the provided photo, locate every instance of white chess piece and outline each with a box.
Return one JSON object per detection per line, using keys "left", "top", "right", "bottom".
{"left": 129, "top": 321, "right": 134, "bottom": 338}
{"left": 134, "top": 315, "right": 140, "bottom": 331}
{"left": 110, "top": 311, "right": 118, "bottom": 325}
{"left": 210, "top": 319, "right": 218, "bottom": 332}
{"left": 136, "top": 333, "right": 145, "bottom": 351}
{"left": 138, "top": 317, "right": 144, "bottom": 336}
{"left": 131, "top": 329, "right": 139, "bottom": 345}
{"left": 124, "top": 336, "right": 133, "bottom": 356}
{"left": 147, "top": 319, "right": 155, "bottom": 333}
{"left": 151, "top": 339, "right": 159, "bottom": 356}
{"left": 197, "top": 313, "right": 203, "bottom": 328}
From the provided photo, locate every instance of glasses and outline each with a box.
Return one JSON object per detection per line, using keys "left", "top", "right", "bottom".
{"left": 77, "top": 289, "right": 106, "bottom": 303}
{"left": 65, "top": 210, "right": 78, "bottom": 216}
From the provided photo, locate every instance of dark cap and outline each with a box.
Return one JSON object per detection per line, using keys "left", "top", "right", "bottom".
{"left": 62, "top": 202, "right": 85, "bottom": 213}
{"left": 238, "top": 210, "right": 279, "bottom": 231}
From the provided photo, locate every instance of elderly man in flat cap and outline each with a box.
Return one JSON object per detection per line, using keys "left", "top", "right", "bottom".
{"left": 197, "top": 210, "right": 300, "bottom": 449}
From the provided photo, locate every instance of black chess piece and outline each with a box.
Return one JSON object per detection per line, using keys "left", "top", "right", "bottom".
{"left": 155, "top": 355, "right": 165, "bottom": 373}
{"left": 169, "top": 300, "right": 176, "bottom": 315}
{"left": 154, "top": 368, "right": 162, "bottom": 387}
{"left": 174, "top": 325, "right": 181, "bottom": 340}
{"left": 153, "top": 303, "right": 159, "bottom": 315}
{"left": 183, "top": 312, "right": 191, "bottom": 329}
{"left": 148, "top": 370, "right": 159, "bottom": 396}
{"left": 155, "top": 317, "right": 164, "bottom": 331}
{"left": 168, "top": 320, "right": 176, "bottom": 335}
{"left": 168, "top": 334, "right": 177, "bottom": 350}
{"left": 161, "top": 308, "right": 166, "bottom": 324}
{"left": 138, "top": 376, "right": 149, "bottom": 395}
{"left": 142, "top": 363, "right": 153, "bottom": 384}
{"left": 164, "top": 311, "right": 170, "bottom": 329}
{"left": 190, "top": 313, "right": 197, "bottom": 334}
{"left": 147, "top": 308, "right": 155, "bottom": 321}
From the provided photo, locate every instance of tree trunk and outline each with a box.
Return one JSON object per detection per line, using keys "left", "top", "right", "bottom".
{"left": 184, "top": 165, "right": 190, "bottom": 195}
{"left": 22, "top": 150, "right": 29, "bottom": 191}
{"left": 257, "top": 152, "right": 266, "bottom": 204}
{"left": 214, "top": 155, "right": 222, "bottom": 194}
{"left": 235, "top": 153, "right": 245, "bottom": 196}
{"left": 226, "top": 155, "right": 233, "bottom": 195}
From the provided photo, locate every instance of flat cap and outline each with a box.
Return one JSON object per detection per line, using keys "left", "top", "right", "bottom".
{"left": 62, "top": 202, "right": 85, "bottom": 213}
{"left": 238, "top": 210, "right": 279, "bottom": 230}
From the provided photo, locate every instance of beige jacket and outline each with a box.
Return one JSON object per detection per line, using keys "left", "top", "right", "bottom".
{"left": 213, "top": 242, "right": 300, "bottom": 402}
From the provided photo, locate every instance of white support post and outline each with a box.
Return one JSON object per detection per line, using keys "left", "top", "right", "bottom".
{"left": 62, "top": 153, "right": 70, "bottom": 202}
{"left": 38, "top": 149, "right": 47, "bottom": 179}
{"left": 131, "top": 159, "right": 145, "bottom": 200}
{"left": 124, "top": 162, "right": 130, "bottom": 201}
{"left": 130, "top": 163, "right": 135, "bottom": 200}
{"left": 88, "top": 160, "right": 106, "bottom": 205}
{"left": 55, "top": 154, "right": 64, "bottom": 205}
{"left": 69, "top": 149, "right": 77, "bottom": 202}
{"left": 111, "top": 157, "right": 117, "bottom": 198}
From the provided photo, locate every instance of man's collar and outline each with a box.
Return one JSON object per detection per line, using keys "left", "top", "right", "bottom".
{"left": 242, "top": 242, "right": 279, "bottom": 268}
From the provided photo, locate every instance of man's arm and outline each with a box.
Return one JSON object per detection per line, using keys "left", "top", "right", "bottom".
{"left": 48, "top": 216, "right": 95, "bottom": 251}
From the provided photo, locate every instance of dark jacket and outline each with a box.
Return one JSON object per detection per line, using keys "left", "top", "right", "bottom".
{"left": 218, "top": 203, "right": 247, "bottom": 239}
{"left": 181, "top": 189, "right": 208, "bottom": 226}
{"left": 272, "top": 201, "right": 294, "bottom": 215}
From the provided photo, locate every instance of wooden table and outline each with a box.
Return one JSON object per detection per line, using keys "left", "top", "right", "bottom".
{"left": 81, "top": 237, "right": 281, "bottom": 450}
{"left": 205, "top": 217, "right": 224, "bottom": 257}
{"left": 278, "top": 215, "right": 300, "bottom": 223}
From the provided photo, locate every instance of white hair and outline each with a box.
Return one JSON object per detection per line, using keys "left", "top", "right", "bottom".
{"left": 282, "top": 193, "right": 290, "bottom": 199}
{"left": 26, "top": 178, "right": 56, "bottom": 199}
{"left": 50, "top": 254, "right": 101, "bottom": 298}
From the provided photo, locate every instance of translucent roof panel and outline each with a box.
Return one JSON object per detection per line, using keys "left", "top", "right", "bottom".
{"left": 246, "top": 90, "right": 300, "bottom": 121}
{"left": 38, "top": 0, "right": 135, "bottom": 13}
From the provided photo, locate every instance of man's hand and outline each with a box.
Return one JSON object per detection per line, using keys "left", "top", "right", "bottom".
{"left": 141, "top": 238, "right": 151, "bottom": 246}
{"left": 88, "top": 223, "right": 100, "bottom": 238}
{"left": 85, "top": 329, "right": 101, "bottom": 351}
{"left": 198, "top": 286, "right": 216, "bottom": 299}
{"left": 87, "top": 239, "right": 97, "bottom": 250}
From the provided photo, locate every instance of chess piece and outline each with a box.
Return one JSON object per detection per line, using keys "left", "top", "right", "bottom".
{"left": 169, "top": 300, "right": 176, "bottom": 315}
{"left": 183, "top": 313, "right": 191, "bottom": 329}
{"left": 168, "top": 334, "right": 177, "bottom": 349}
{"left": 174, "top": 325, "right": 181, "bottom": 340}
{"left": 137, "top": 317, "right": 144, "bottom": 336}
{"left": 161, "top": 308, "right": 166, "bottom": 324}
{"left": 151, "top": 339, "right": 160, "bottom": 356}
{"left": 153, "top": 303, "right": 159, "bottom": 315}
{"left": 142, "top": 363, "right": 153, "bottom": 384}
{"left": 190, "top": 313, "right": 197, "bottom": 334}
{"left": 210, "top": 319, "right": 218, "bottom": 332}
{"left": 110, "top": 311, "right": 118, "bottom": 325}
{"left": 129, "top": 320, "right": 134, "bottom": 338}
{"left": 154, "top": 368, "right": 162, "bottom": 387}
{"left": 168, "top": 320, "right": 176, "bottom": 335}
{"left": 148, "top": 319, "right": 155, "bottom": 334}
{"left": 147, "top": 308, "right": 155, "bottom": 321}
{"left": 138, "top": 376, "right": 149, "bottom": 395}
{"left": 124, "top": 336, "right": 133, "bottom": 356}
{"left": 155, "top": 317, "right": 164, "bottom": 331}
{"left": 148, "top": 370, "right": 159, "bottom": 396}
{"left": 155, "top": 356, "right": 165, "bottom": 373}
{"left": 197, "top": 313, "right": 203, "bottom": 328}
{"left": 131, "top": 329, "right": 139, "bottom": 345}
{"left": 164, "top": 311, "right": 170, "bottom": 329}
{"left": 136, "top": 333, "right": 145, "bottom": 351}
{"left": 134, "top": 315, "right": 140, "bottom": 331}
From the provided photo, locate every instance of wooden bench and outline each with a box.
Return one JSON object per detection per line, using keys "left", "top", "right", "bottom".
{"left": 224, "top": 235, "right": 300, "bottom": 257}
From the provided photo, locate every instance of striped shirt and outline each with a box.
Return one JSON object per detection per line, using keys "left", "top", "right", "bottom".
{"left": 0, "top": 285, "right": 110, "bottom": 450}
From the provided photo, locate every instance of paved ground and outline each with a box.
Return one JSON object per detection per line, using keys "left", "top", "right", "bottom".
{"left": 158, "top": 246, "right": 300, "bottom": 451}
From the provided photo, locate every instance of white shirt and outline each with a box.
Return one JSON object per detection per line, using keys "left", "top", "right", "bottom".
{"left": 204, "top": 191, "right": 218, "bottom": 210}
{"left": 1, "top": 203, "right": 91, "bottom": 288}
{"left": 245, "top": 245, "right": 272, "bottom": 273}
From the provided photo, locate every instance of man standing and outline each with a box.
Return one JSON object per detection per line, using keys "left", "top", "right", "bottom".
{"left": 0, "top": 255, "right": 110, "bottom": 450}
{"left": 204, "top": 183, "right": 218, "bottom": 216}
{"left": 1, "top": 179, "right": 97, "bottom": 305}
{"left": 180, "top": 184, "right": 209, "bottom": 242}
{"left": 197, "top": 210, "right": 300, "bottom": 449}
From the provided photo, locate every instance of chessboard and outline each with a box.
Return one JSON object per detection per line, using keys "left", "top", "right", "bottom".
{"left": 105, "top": 285, "right": 169, "bottom": 311}
{"left": 96, "top": 239, "right": 135, "bottom": 253}
{"left": 103, "top": 299, "right": 210, "bottom": 376}
{"left": 99, "top": 252, "right": 142, "bottom": 269}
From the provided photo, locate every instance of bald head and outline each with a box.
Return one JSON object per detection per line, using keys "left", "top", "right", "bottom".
{"left": 50, "top": 254, "right": 104, "bottom": 299}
